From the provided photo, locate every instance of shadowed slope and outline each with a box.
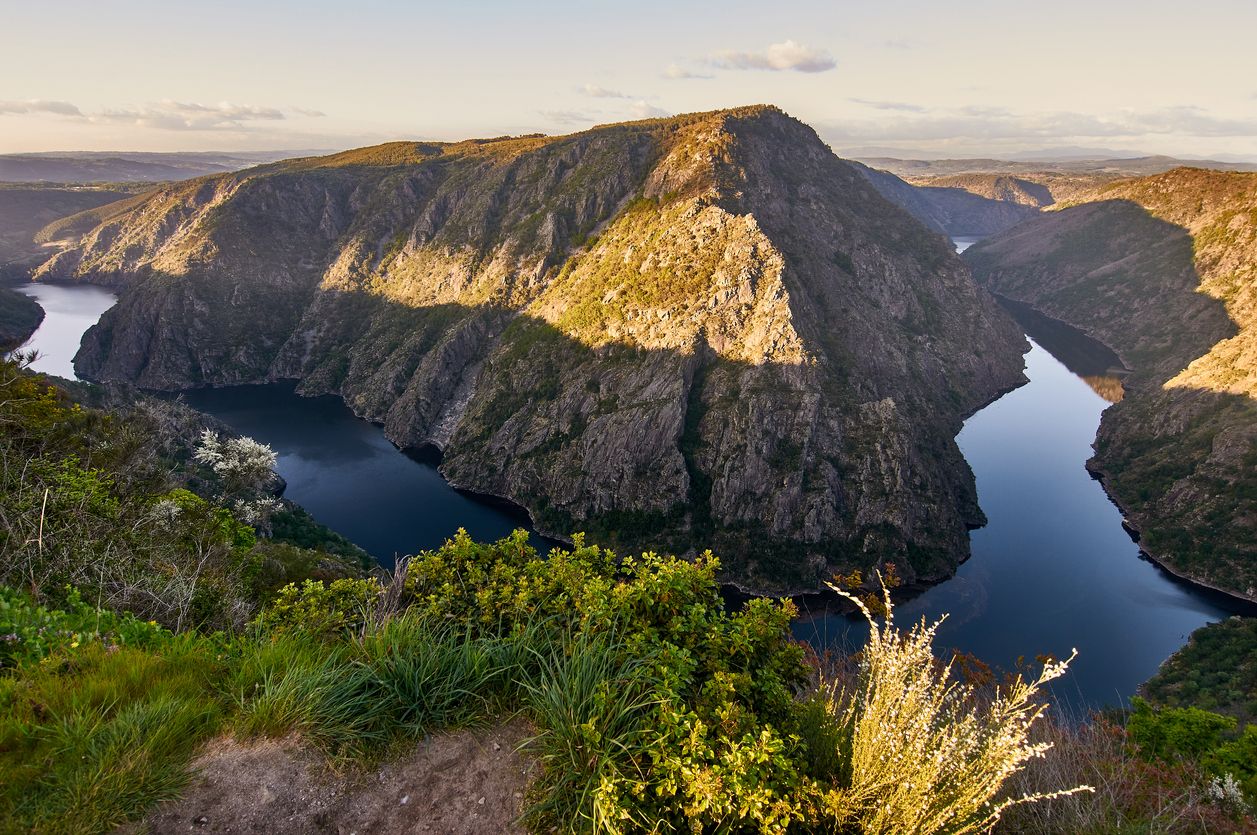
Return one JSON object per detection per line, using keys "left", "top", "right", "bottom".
{"left": 36, "top": 106, "right": 1026, "bottom": 592}
{"left": 966, "top": 169, "right": 1257, "bottom": 600}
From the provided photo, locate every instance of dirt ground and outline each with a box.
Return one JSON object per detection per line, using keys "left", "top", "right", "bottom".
{"left": 129, "top": 720, "right": 537, "bottom": 834}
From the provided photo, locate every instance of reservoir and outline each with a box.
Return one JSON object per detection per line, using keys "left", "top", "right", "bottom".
{"left": 15, "top": 277, "right": 1247, "bottom": 708}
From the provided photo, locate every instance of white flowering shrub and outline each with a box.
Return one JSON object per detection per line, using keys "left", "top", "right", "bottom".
{"left": 193, "top": 429, "right": 278, "bottom": 497}
{"left": 1208, "top": 772, "right": 1249, "bottom": 813}
{"left": 233, "top": 497, "right": 281, "bottom": 528}
{"left": 820, "top": 577, "right": 1093, "bottom": 834}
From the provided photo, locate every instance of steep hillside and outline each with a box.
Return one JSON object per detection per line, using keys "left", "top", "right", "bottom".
{"left": 38, "top": 106, "right": 1026, "bottom": 592}
{"left": 850, "top": 162, "right": 1040, "bottom": 236}
{"left": 965, "top": 168, "right": 1257, "bottom": 600}
{"left": 0, "top": 185, "right": 130, "bottom": 265}
{"left": 905, "top": 174, "right": 1054, "bottom": 207}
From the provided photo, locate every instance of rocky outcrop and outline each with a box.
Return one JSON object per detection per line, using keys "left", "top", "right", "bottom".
{"left": 965, "top": 168, "right": 1257, "bottom": 601}
{"left": 850, "top": 162, "right": 1040, "bottom": 237}
{"left": 39, "top": 106, "right": 1026, "bottom": 592}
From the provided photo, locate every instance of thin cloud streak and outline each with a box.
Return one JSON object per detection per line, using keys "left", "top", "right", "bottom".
{"left": 848, "top": 98, "right": 927, "bottom": 113}
{"left": 578, "top": 84, "right": 632, "bottom": 99}
{"left": 709, "top": 40, "right": 836, "bottom": 73}
{"left": 663, "top": 63, "right": 713, "bottom": 80}
{"left": 0, "top": 99, "right": 83, "bottom": 117}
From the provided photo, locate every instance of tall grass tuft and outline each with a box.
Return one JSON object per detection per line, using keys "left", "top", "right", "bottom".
{"left": 817, "top": 577, "right": 1093, "bottom": 834}
{"left": 233, "top": 635, "right": 389, "bottom": 757}
{"left": 521, "top": 631, "right": 662, "bottom": 835}
{"left": 362, "top": 612, "right": 508, "bottom": 735}
{"left": 0, "top": 640, "right": 225, "bottom": 833}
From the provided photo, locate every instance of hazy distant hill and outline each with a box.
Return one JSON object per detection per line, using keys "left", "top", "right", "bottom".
{"left": 37, "top": 106, "right": 1027, "bottom": 592}
{"left": 0, "top": 150, "right": 328, "bottom": 183}
{"left": 860, "top": 155, "right": 1257, "bottom": 179}
{"left": 0, "top": 185, "right": 134, "bottom": 267}
{"left": 849, "top": 162, "right": 1040, "bottom": 236}
{"left": 966, "top": 167, "right": 1257, "bottom": 601}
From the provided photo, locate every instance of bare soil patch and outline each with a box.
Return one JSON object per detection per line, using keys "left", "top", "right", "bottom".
{"left": 129, "top": 720, "right": 536, "bottom": 834}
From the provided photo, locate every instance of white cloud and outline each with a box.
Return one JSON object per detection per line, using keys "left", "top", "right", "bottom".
{"left": 820, "top": 105, "right": 1257, "bottom": 150}
{"left": 292, "top": 107, "right": 327, "bottom": 118}
{"left": 663, "top": 63, "right": 713, "bottom": 80}
{"left": 710, "top": 40, "right": 836, "bottom": 73}
{"left": 578, "top": 84, "right": 631, "bottom": 99}
{"left": 93, "top": 101, "right": 286, "bottom": 131}
{"left": 848, "top": 98, "right": 926, "bottom": 113}
{"left": 0, "top": 99, "right": 83, "bottom": 117}
{"left": 540, "top": 109, "right": 596, "bottom": 126}
{"left": 630, "top": 101, "right": 670, "bottom": 119}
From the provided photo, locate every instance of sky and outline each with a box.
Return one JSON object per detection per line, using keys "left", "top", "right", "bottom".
{"left": 3, "top": 0, "right": 1256, "bottom": 160}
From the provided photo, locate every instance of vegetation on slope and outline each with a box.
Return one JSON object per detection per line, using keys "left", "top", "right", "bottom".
{"left": 1143, "top": 617, "right": 1257, "bottom": 727}
{"left": 0, "top": 354, "right": 1253, "bottom": 832}
{"left": 965, "top": 168, "right": 1257, "bottom": 600}
{"left": 0, "top": 287, "right": 43, "bottom": 349}
{"left": 36, "top": 106, "right": 1026, "bottom": 594}
{"left": 0, "top": 185, "right": 131, "bottom": 266}
{"left": 0, "top": 354, "right": 367, "bottom": 630}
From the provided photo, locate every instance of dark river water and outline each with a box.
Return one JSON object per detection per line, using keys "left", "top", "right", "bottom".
{"left": 15, "top": 272, "right": 1247, "bottom": 709}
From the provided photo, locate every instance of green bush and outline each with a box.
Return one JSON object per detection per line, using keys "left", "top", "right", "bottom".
{"left": 251, "top": 577, "right": 382, "bottom": 638}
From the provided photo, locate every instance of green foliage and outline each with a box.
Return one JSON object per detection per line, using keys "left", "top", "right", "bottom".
{"left": 252, "top": 577, "right": 382, "bottom": 638}
{"left": 0, "top": 586, "right": 167, "bottom": 669}
{"left": 1127, "top": 696, "right": 1235, "bottom": 761}
{"left": 1142, "top": 616, "right": 1257, "bottom": 726}
{"left": 1127, "top": 697, "right": 1257, "bottom": 806}
{"left": 0, "top": 355, "right": 364, "bottom": 631}
{"left": 0, "top": 619, "right": 226, "bottom": 833}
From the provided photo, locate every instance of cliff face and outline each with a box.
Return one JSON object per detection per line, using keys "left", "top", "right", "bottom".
{"left": 850, "top": 162, "right": 1040, "bottom": 237}
{"left": 39, "top": 106, "right": 1026, "bottom": 592}
{"left": 965, "top": 168, "right": 1257, "bottom": 601}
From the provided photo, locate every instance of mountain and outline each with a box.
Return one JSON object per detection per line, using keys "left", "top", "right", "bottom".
{"left": 0, "top": 150, "right": 325, "bottom": 184}
{"left": 850, "top": 162, "right": 1040, "bottom": 236}
{"left": 37, "top": 106, "right": 1026, "bottom": 593}
{"left": 0, "top": 185, "right": 132, "bottom": 267}
{"left": 903, "top": 174, "right": 1055, "bottom": 208}
{"left": 965, "top": 168, "right": 1257, "bottom": 601}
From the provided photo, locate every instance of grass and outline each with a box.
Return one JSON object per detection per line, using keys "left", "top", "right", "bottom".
{"left": 521, "top": 631, "right": 662, "bottom": 833}
{"left": 0, "top": 636, "right": 227, "bottom": 833}
{"left": 3, "top": 528, "right": 1256, "bottom": 833}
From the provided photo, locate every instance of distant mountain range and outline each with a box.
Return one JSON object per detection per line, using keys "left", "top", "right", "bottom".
{"left": 0, "top": 150, "right": 332, "bottom": 183}
{"left": 853, "top": 155, "right": 1257, "bottom": 178}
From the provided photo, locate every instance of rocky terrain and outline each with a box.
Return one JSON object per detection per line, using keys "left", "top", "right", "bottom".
{"left": 37, "top": 106, "right": 1026, "bottom": 592}
{"left": 965, "top": 168, "right": 1257, "bottom": 601}
{"left": 904, "top": 171, "right": 1128, "bottom": 206}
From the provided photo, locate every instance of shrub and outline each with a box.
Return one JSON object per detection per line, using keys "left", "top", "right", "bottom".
{"left": 251, "top": 577, "right": 382, "bottom": 638}
{"left": 813, "top": 578, "right": 1092, "bottom": 834}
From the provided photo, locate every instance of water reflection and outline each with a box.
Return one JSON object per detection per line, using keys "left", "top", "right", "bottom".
{"left": 791, "top": 336, "right": 1242, "bottom": 710}
{"left": 14, "top": 282, "right": 117, "bottom": 380}
{"left": 995, "top": 295, "right": 1128, "bottom": 404}
{"left": 180, "top": 383, "right": 561, "bottom": 565}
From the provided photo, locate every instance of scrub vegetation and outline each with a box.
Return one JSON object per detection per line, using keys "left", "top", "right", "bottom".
{"left": 1, "top": 354, "right": 1254, "bottom": 833}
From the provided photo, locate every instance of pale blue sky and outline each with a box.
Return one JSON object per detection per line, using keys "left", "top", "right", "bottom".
{"left": 3, "top": 0, "right": 1255, "bottom": 158}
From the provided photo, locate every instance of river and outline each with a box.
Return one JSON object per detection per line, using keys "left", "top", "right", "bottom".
{"left": 13, "top": 274, "right": 1246, "bottom": 709}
